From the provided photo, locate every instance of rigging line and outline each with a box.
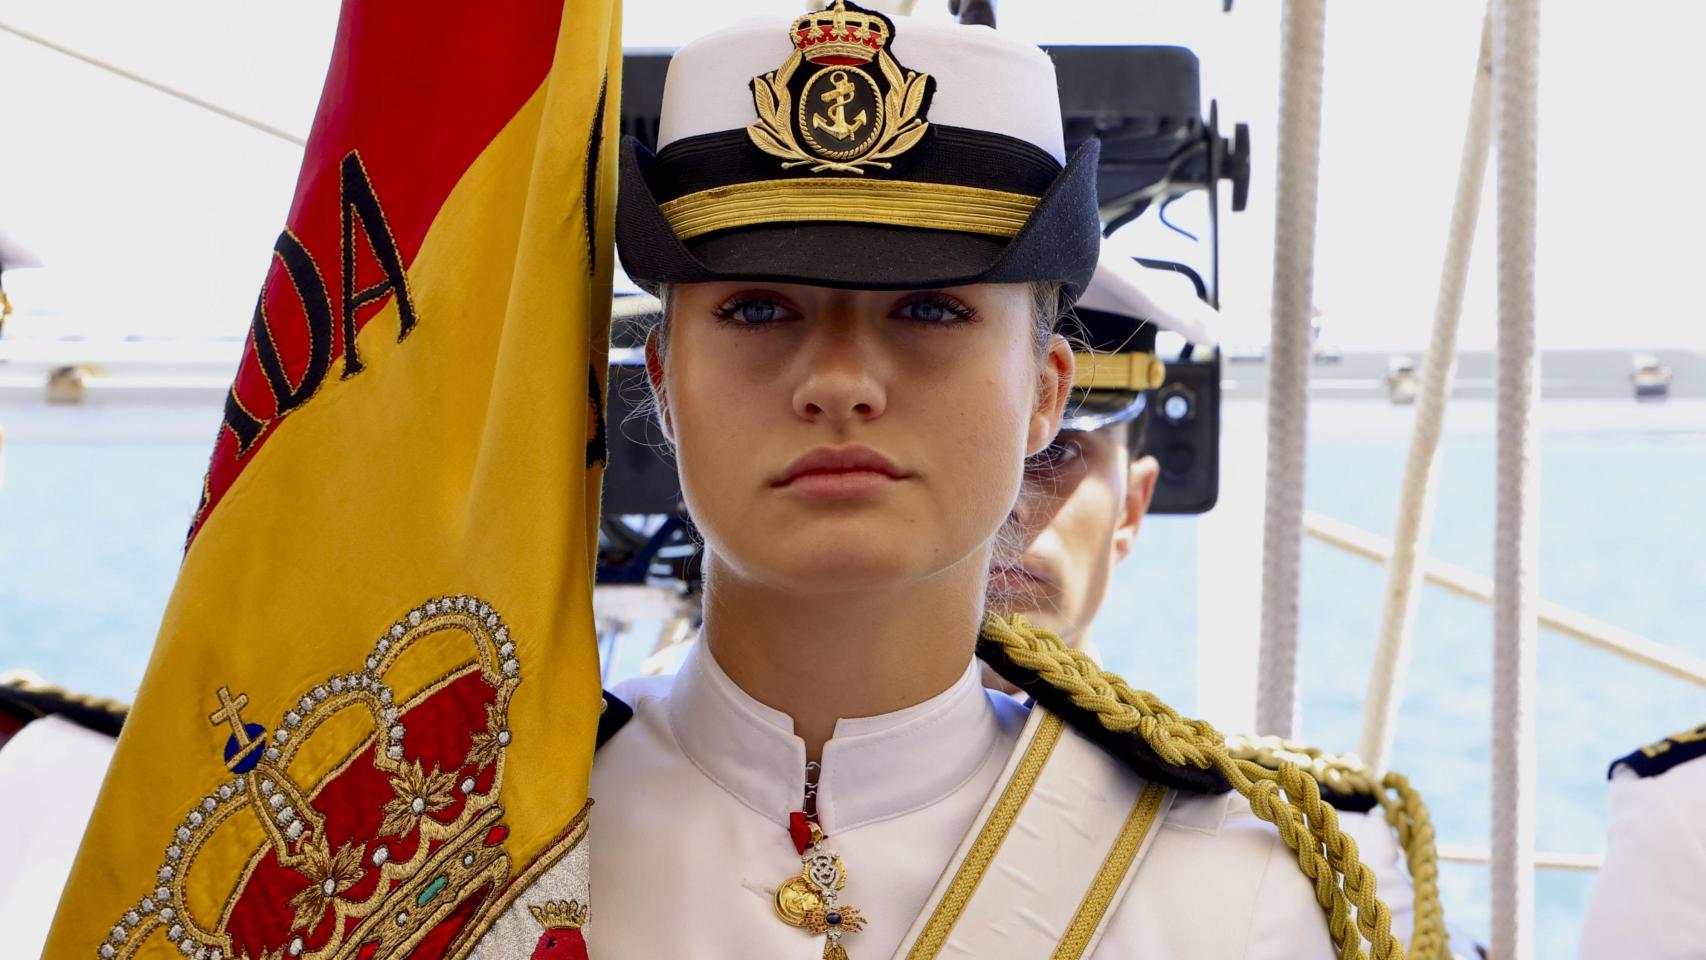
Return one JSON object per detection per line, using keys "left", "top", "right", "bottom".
{"left": 1490, "top": 0, "right": 1541, "bottom": 955}
{"left": 1358, "top": 7, "right": 1494, "bottom": 775}
{"left": 0, "top": 19, "right": 307, "bottom": 147}
{"left": 1255, "top": 0, "right": 1327, "bottom": 741}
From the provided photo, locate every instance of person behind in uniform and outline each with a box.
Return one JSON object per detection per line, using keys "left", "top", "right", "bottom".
{"left": 1577, "top": 722, "right": 1706, "bottom": 957}
{"left": 554, "top": 4, "right": 1406, "bottom": 959}
{"left": 986, "top": 251, "right": 1461, "bottom": 954}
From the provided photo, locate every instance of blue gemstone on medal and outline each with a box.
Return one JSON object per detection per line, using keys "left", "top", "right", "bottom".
{"left": 827, "top": 912, "right": 841, "bottom": 925}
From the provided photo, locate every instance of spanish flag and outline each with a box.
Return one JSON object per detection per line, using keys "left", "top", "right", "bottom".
{"left": 44, "top": 0, "right": 618, "bottom": 955}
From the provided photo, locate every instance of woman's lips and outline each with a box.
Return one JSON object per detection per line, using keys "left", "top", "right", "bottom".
{"left": 771, "top": 445, "right": 910, "bottom": 500}
{"left": 780, "top": 470, "right": 902, "bottom": 499}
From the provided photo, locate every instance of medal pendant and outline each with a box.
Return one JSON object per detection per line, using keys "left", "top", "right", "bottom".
{"left": 775, "top": 874, "right": 825, "bottom": 927}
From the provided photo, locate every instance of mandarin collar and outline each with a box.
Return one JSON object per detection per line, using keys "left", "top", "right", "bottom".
{"left": 666, "top": 643, "right": 1003, "bottom": 836}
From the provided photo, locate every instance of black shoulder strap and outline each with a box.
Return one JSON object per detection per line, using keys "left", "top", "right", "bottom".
{"left": 1609, "top": 721, "right": 1706, "bottom": 779}
{"left": 597, "top": 690, "right": 634, "bottom": 750}
{"left": 0, "top": 680, "right": 127, "bottom": 738}
{"left": 977, "top": 640, "right": 1231, "bottom": 795}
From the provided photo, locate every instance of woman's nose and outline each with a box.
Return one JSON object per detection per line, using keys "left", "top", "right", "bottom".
{"left": 790, "top": 320, "right": 888, "bottom": 424}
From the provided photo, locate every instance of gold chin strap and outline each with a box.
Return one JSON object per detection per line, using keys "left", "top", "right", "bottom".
{"left": 1225, "top": 735, "right": 1447, "bottom": 960}
{"left": 1071, "top": 351, "right": 1165, "bottom": 392}
{"left": 979, "top": 613, "right": 1431, "bottom": 960}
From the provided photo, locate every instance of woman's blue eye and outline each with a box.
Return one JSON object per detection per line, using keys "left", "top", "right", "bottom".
{"left": 892, "top": 294, "right": 975, "bottom": 325}
{"left": 904, "top": 300, "right": 946, "bottom": 322}
{"left": 737, "top": 301, "right": 778, "bottom": 324}
{"left": 713, "top": 294, "right": 795, "bottom": 326}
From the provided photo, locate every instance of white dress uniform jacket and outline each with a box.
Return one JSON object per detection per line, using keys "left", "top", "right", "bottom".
{"left": 0, "top": 715, "right": 118, "bottom": 959}
{"left": 586, "top": 644, "right": 1335, "bottom": 958}
{"left": 1578, "top": 752, "right": 1706, "bottom": 958}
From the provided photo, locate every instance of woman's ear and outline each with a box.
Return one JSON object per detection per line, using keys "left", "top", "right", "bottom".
{"left": 644, "top": 330, "right": 676, "bottom": 444}
{"left": 1026, "top": 334, "right": 1074, "bottom": 456}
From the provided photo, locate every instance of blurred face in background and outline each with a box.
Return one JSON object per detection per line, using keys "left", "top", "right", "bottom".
{"left": 990, "top": 422, "right": 1158, "bottom": 649}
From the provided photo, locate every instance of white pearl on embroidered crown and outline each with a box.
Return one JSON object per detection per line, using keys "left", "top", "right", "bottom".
{"left": 410, "top": 796, "right": 426, "bottom": 815}
{"left": 158, "top": 907, "right": 175, "bottom": 924}
{"left": 313, "top": 685, "right": 329, "bottom": 701}
{"left": 176, "top": 827, "right": 192, "bottom": 844}
{"left": 330, "top": 676, "right": 344, "bottom": 694}
{"left": 139, "top": 898, "right": 156, "bottom": 915}
{"left": 321, "top": 877, "right": 337, "bottom": 896}
{"left": 460, "top": 777, "right": 475, "bottom": 795}
{"left": 390, "top": 623, "right": 405, "bottom": 639}
{"left": 387, "top": 745, "right": 405, "bottom": 761}
{"left": 372, "top": 846, "right": 390, "bottom": 867}
{"left": 486, "top": 614, "right": 499, "bottom": 628}
{"left": 125, "top": 911, "right": 140, "bottom": 926}
{"left": 461, "top": 852, "right": 476, "bottom": 868}
{"left": 285, "top": 820, "right": 305, "bottom": 841}
{"left": 110, "top": 925, "right": 126, "bottom": 943}
{"left": 299, "top": 695, "right": 315, "bottom": 714}
{"left": 425, "top": 601, "right": 438, "bottom": 616}
{"left": 396, "top": 911, "right": 411, "bottom": 926}
{"left": 496, "top": 730, "right": 511, "bottom": 747}
{"left": 289, "top": 936, "right": 304, "bottom": 957}
{"left": 165, "top": 845, "right": 181, "bottom": 861}
{"left": 186, "top": 811, "right": 203, "bottom": 829}
{"left": 165, "top": 924, "right": 183, "bottom": 942}
{"left": 201, "top": 797, "right": 217, "bottom": 812}
{"left": 498, "top": 642, "right": 516, "bottom": 659}
{"left": 390, "top": 724, "right": 406, "bottom": 741}
{"left": 157, "top": 865, "right": 173, "bottom": 882}
{"left": 269, "top": 793, "right": 286, "bottom": 810}
{"left": 266, "top": 748, "right": 281, "bottom": 761}
{"left": 217, "top": 783, "right": 234, "bottom": 801}
{"left": 366, "top": 656, "right": 379, "bottom": 671}
{"left": 494, "top": 626, "right": 508, "bottom": 642}
{"left": 501, "top": 659, "right": 519, "bottom": 678}
{"left": 100, "top": 945, "right": 116, "bottom": 960}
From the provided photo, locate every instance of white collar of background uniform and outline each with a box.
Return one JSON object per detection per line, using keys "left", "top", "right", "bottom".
{"left": 665, "top": 642, "right": 1005, "bottom": 836}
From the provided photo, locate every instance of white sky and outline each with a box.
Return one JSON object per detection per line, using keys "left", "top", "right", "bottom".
{"left": 1, "top": 0, "right": 1702, "bottom": 350}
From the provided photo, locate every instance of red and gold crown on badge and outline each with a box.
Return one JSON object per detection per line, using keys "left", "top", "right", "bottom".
{"left": 791, "top": 0, "right": 890, "bottom": 64}
{"left": 95, "top": 595, "right": 557, "bottom": 960}
{"left": 747, "top": 0, "right": 935, "bottom": 174}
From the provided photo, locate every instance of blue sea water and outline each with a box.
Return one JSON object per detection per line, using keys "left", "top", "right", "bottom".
{"left": 3, "top": 405, "right": 1704, "bottom": 958}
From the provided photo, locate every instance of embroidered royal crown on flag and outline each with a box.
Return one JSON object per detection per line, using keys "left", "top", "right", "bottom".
{"left": 42, "top": 0, "right": 622, "bottom": 956}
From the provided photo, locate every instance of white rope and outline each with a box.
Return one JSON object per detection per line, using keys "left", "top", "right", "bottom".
{"left": 0, "top": 19, "right": 306, "bottom": 147}
{"left": 1491, "top": 0, "right": 1540, "bottom": 955}
{"left": 1358, "top": 10, "right": 1494, "bottom": 774}
{"left": 1256, "top": 0, "right": 1327, "bottom": 739}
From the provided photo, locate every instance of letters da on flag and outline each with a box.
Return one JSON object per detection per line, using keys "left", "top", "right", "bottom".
{"left": 189, "top": 150, "right": 417, "bottom": 544}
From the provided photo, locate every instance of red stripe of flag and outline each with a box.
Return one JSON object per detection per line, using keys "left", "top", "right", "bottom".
{"left": 192, "top": 0, "right": 565, "bottom": 545}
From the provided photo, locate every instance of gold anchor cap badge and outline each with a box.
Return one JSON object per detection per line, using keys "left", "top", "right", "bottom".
{"left": 748, "top": 0, "right": 935, "bottom": 173}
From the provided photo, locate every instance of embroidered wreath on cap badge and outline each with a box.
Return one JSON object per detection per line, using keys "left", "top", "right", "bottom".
{"left": 747, "top": 0, "right": 935, "bottom": 174}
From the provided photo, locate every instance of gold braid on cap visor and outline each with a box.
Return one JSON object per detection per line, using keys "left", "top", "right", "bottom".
{"left": 1072, "top": 351, "right": 1167, "bottom": 392}
{"left": 658, "top": 178, "right": 1041, "bottom": 241}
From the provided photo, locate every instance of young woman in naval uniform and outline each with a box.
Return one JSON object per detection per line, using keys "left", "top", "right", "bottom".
{"left": 526, "top": 4, "right": 1403, "bottom": 958}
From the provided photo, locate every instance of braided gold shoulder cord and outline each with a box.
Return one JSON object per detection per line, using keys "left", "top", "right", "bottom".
{"left": 980, "top": 614, "right": 1449, "bottom": 960}
{"left": 1224, "top": 736, "right": 1446, "bottom": 959}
